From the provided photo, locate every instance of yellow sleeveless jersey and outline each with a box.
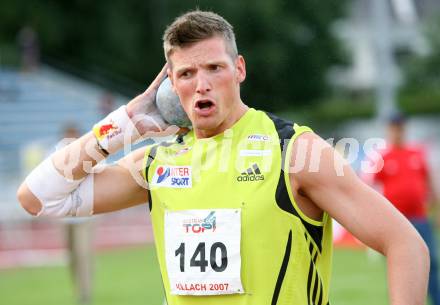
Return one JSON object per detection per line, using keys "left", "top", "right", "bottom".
{"left": 143, "top": 108, "right": 333, "bottom": 305}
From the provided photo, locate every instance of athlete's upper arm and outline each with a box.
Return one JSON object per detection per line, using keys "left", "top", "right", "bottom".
{"left": 289, "top": 132, "right": 418, "bottom": 254}
{"left": 92, "top": 146, "right": 149, "bottom": 214}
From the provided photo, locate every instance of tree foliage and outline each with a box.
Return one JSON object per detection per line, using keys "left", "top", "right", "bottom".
{"left": 402, "top": 15, "right": 440, "bottom": 92}
{"left": 0, "top": 0, "right": 348, "bottom": 111}
{"left": 399, "top": 14, "right": 440, "bottom": 114}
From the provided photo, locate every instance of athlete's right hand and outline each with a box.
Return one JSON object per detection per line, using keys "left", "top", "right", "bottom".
{"left": 126, "top": 64, "right": 180, "bottom": 138}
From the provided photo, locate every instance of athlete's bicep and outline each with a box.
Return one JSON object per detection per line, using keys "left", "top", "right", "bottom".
{"left": 291, "top": 132, "right": 416, "bottom": 254}
{"left": 93, "top": 147, "right": 149, "bottom": 214}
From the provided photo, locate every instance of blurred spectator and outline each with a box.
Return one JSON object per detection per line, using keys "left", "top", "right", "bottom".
{"left": 99, "top": 92, "right": 115, "bottom": 116}
{"left": 16, "top": 26, "right": 40, "bottom": 72}
{"left": 20, "top": 123, "right": 94, "bottom": 304}
{"left": 59, "top": 124, "right": 94, "bottom": 305}
{"left": 372, "top": 113, "right": 440, "bottom": 305}
{"left": 21, "top": 137, "right": 53, "bottom": 177}
{"left": 21, "top": 141, "right": 48, "bottom": 175}
{"left": 63, "top": 124, "right": 80, "bottom": 139}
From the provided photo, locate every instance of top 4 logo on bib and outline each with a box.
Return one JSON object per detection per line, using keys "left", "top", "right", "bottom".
{"left": 165, "top": 209, "right": 244, "bottom": 295}
{"left": 183, "top": 211, "right": 216, "bottom": 234}
{"left": 152, "top": 166, "right": 192, "bottom": 188}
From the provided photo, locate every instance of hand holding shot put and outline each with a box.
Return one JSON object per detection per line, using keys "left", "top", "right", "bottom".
{"left": 16, "top": 63, "right": 186, "bottom": 217}
{"left": 127, "top": 64, "right": 187, "bottom": 137}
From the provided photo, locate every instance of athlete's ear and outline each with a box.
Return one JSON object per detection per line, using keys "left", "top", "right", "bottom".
{"left": 235, "top": 55, "right": 246, "bottom": 84}
{"left": 167, "top": 64, "right": 177, "bottom": 94}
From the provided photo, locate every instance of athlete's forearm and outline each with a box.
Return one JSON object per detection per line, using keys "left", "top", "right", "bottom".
{"left": 385, "top": 235, "right": 429, "bottom": 305}
{"left": 18, "top": 106, "right": 133, "bottom": 217}
{"left": 52, "top": 131, "right": 107, "bottom": 180}
{"left": 17, "top": 132, "right": 107, "bottom": 217}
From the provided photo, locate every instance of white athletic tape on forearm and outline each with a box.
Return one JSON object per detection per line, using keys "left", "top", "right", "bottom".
{"left": 92, "top": 105, "right": 141, "bottom": 155}
{"left": 25, "top": 157, "right": 94, "bottom": 217}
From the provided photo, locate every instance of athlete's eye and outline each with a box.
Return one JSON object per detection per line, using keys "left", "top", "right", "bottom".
{"left": 179, "top": 70, "right": 193, "bottom": 79}
{"left": 209, "top": 64, "right": 221, "bottom": 71}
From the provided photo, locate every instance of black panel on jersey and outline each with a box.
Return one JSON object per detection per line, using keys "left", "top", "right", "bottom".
{"left": 302, "top": 218, "right": 323, "bottom": 253}
{"left": 271, "top": 230, "right": 292, "bottom": 305}
{"left": 264, "top": 112, "right": 296, "bottom": 150}
{"left": 145, "top": 145, "right": 159, "bottom": 212}
{"left": 265, "top": 112, "right": 324, "bottom": 251}
{"left": 307, "top": 249, "right": 319, "bottom": 305}
{"left": 305, "top": 233, "right": 324, "bottom": 305}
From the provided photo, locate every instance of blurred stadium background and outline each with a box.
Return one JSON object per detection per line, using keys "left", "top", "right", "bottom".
{"left": 0, "top": 0, "right": 439, "bottom": 304}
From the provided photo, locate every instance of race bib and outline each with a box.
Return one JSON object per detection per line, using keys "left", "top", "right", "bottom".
{"left": 164, "top": 209, "right": 244, "bottom": 295}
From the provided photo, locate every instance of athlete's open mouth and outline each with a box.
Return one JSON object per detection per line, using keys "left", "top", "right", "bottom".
{"left": 195, "top": 100, "right": 214, "bottom": 110}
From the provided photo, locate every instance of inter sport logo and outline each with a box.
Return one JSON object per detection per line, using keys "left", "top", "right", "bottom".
{"left": 156, "top": 167, "right": 171, "bottom": 183}
{"left": 152, "top": 166, "right": 192, "bottom": 188}
{"left": 236, "top": 163, "right": 265, "bottom": 182}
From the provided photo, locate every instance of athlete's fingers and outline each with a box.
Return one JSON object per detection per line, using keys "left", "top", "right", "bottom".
{"left": 127, "top": 64, "right": 167, "bottom": 114}
{"left": 144, "top": 124, "right": 180, "bottom": 138}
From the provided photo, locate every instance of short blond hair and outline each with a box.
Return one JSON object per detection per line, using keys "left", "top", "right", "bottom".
{"left": 163, "top": 10, "right": 238, "bottom": 61}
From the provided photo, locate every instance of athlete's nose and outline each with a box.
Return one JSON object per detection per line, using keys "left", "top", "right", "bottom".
{"left": 195, "top": 73, "right": 211, "bottom": 94}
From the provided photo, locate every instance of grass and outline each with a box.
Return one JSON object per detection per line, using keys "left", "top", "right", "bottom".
{"left": 0, "top": 246, "right": 165, "bottom": 305}
{"left": 331, "top": 248, "right": 388, "bottom": 305}
{"left": 0, "top": 246, "right": 388, "bottom": 305}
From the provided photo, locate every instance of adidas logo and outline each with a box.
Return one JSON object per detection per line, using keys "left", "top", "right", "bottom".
{"left": 237, "top": 163, "right": 265, "bottom": 182}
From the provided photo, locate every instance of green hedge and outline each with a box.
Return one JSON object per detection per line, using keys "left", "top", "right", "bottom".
{"left": 0, "top": 43, "right": 20, "bottom": 67}
{"left": 399, "top": 87, "right": 440, "bottom": 115}
{"left": 280, "top": 88, "right": 440, "bottom": 127}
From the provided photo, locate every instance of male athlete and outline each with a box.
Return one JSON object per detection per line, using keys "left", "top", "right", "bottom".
{"left": 17, "top": 10, "right": 428, "bottom": 305}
